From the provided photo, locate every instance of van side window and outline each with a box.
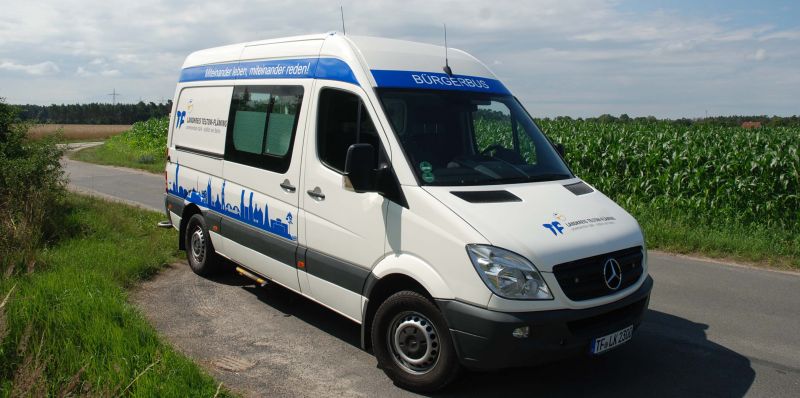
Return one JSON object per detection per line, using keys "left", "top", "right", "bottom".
{"left": 225, "top": 85, "right": 303, "bottom": 173}
{"left": 317, "top": 88, "right": 381, "bottom": 173}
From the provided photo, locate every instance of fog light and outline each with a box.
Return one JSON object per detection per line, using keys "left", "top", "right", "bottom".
{"left": 512, "top": 326, "right": 530, "bottom": 339}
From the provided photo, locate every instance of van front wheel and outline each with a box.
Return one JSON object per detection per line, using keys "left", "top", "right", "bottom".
{"left": 184, "top": 214, "right": 220, "bottom": 276}
{"left": 371, "top": 291, "right": 460, "bottom": 392}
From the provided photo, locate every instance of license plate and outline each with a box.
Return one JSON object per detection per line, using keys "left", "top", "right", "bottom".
{"left": 591, "top": 325, "right": 633, "bottom": 354}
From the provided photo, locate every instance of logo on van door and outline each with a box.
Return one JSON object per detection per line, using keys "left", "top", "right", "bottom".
{"left": 175, "top": 110, "right": 187, "bottom": 129}
{"left": 175, "top": 99, "right": 193, "bottom": 129}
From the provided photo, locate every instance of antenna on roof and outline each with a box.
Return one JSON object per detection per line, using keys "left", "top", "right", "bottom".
{"left": 443, "top": 24, "right": 453, "bottom": 76}
{"left": 340, "top": 6, "right": 346, "bottom": 36}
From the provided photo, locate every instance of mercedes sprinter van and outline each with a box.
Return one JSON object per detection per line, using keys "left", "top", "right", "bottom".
{"left": 164, "top": 32, "right": 653, "bottom": 392}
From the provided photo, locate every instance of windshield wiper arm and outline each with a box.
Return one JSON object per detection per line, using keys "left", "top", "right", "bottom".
{"left": 484, "top": 154, "right": 530, "bottom": 178}
{"left": 523, "top": 173, "right": 572, "bottom": 182}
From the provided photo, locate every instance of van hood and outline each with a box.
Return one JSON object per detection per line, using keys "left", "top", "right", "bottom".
{"left": 423, "top": 179, "right": 644, "bottom": 272}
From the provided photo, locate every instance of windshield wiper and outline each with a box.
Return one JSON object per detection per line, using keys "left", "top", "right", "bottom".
{"left": 484, "top": 173, "right": 571, "bottom": 185}
{"left": 482, "top": 154, "right": 531, "bottom": 178}
{"left": 522, "top": 173, "right": 572, "bottom": 182}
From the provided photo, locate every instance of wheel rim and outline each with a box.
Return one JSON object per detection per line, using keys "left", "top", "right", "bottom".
{"left": 387, "top": 311, "right": 440, "bottom": 375}
{"left": 189, "top": 226, "right": 206, "bottom": 265}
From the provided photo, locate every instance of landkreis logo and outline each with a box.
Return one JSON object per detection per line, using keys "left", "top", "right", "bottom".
{"left": 175, "top": 99, "right": 192, "bottom": 129}
{"left": 175, "top": 110, "right": 186, "bottom": 129}
{"left": 542, "top": 212, "right": 617, "bottom": 237}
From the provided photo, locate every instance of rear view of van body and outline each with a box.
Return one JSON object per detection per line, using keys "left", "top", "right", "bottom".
{"left": 164, "top": 32, "right": 653, "bottom": 392}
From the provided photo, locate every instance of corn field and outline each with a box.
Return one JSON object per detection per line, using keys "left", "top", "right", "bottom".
{"left": 102, "top": 117, "right": 168, "bottom": 162}
{"left": 536, "top": 119, "right": 799, "bottom": 230}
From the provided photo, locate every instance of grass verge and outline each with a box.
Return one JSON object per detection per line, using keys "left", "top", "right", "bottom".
{"left": 71, "top": 144, "right": 165, "bottom": 174}
{"left": 634, "top": 206, "right": 799, "bottom": 270}
{"left": 69, "top": 117, "right": 167, "bottom": 174}
{"left": 0, "top": 194, "right": 231, "bottom": 396}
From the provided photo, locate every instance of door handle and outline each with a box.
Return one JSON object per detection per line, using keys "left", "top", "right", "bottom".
{"left": 307, "top": 186, "right": 325, "bottom": 201}
{"left": 280, "top": 179, "right": 296, "bottom": 193}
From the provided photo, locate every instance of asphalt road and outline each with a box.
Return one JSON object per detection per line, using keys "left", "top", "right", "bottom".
{"left": 64, "top": 155, "right": 800, "bottom": 397}
{"left": 63, "top": 142, "right": 165, "bottom": 212}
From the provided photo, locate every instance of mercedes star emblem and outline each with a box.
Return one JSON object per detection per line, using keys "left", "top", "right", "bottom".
{"left": 603, "top": 258, "right": 623, "bottom": 290}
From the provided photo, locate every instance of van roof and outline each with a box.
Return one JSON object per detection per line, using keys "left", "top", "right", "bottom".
{"left": 180, "top": 33, "right": 508, "bottom": 95}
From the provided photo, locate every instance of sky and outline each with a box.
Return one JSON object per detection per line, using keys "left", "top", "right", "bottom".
{"left": 0, "top": 0, "right": 798, "bottom": 118}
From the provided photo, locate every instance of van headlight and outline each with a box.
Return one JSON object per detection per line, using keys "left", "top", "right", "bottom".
{"left": 467, "top": 245, "right": 553, "bottom": 300}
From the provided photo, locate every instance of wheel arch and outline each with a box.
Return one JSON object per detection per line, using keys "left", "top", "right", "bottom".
{"left": 361, "top": 255, "right": 454, "bottom": 351}
{"left": 178, "top": 203, "right": 202, "bottom": 250}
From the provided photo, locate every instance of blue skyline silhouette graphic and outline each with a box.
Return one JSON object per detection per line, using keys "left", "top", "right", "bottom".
{"left": 168, "top": 163, "right": 295, "bottom": 241}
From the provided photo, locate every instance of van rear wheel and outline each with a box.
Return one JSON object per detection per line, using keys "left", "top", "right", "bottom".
{"left": 184, "top": 214, "right": 220, "bottom": 276}
{"left": 371, "top": 291, "right": 460, "bottom": 392}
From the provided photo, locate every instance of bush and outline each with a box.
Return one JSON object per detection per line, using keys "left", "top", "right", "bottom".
{"left": 106, "top": 117, "right": 168, "bottom": 158}
{"left": 0, "top": 98, "right": 66, "bottom": 275}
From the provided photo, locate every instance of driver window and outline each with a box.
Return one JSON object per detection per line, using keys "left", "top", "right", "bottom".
{"left": 473, "top": 102, "right": 536, "bottom": 164}
{"left": 317, "top": 88, "right": 381, "bottom": 173}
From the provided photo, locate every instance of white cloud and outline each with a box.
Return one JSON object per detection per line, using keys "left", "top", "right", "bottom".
{"left": 100, "top": 69, "right": 121, "bottom": 77}
{"left": 0, "top": 60, "right": 60, "bottom": 75}
{"left": 759, "top": 30, "right": 800, "bottom": 41}
{"left": 75, "top": 66, "right": 92, "bottom": 77}
{"left": 747, "top": 48, "right": 767, "bottom": 61}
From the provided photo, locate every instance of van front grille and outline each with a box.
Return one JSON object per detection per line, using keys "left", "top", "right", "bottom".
{"left": 552, "top": 246, "right": 644, "bottom": 301}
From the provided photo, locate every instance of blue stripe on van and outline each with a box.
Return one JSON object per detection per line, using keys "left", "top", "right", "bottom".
{"left": 178, "top": 57, "right": 359, "bottom": 85}
{"left": 371, "top": 69, "right": 510, "bottom": 95}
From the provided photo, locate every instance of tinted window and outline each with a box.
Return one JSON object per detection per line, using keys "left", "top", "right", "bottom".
{"left": 473, "top": 101, "right": 537, "bottom": 164}
{"left": 317, "top": 89, "right": 381, "bottom": 173}
{"left": 225, "top": 85, "right": 303, "bottom": 173}
{"left": 378, "top": 89, "right": 572, "bottom": 186}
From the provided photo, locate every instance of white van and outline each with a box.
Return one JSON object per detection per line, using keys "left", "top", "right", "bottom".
{"left": 164, "top": 32, "right": 653, "bottom": 392}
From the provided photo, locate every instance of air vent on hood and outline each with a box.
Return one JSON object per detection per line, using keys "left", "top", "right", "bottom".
{"left": 450, "top": 190, "right": 521, "bottom": 203}
{"left": 563, "top": 181, "right": 594, "bottom": 195}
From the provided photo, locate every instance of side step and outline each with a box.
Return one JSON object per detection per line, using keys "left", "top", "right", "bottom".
{"left": 157, "top": 220, "right": 173, "bottom": 229}
{"left": 235, "top": 267, "right": 268, "bottom": 287}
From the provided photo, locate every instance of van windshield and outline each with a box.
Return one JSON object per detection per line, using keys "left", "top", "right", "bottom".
{"left": 377, "top": 89, "right": 573, "bottom": 186}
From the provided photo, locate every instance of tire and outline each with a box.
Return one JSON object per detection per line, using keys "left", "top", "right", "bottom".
{"left": 371, "top": 291, "right": 461, "bottom": 392}
{"left": 184, "top": 213, "right": 220, "bottom": 276}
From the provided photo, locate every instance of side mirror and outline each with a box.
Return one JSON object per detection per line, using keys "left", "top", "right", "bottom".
{"left": 555, "top": 143, "right": 565, "bottom": 158}
{"left": 344, "top": 143, "right": 377, "bottom": 193}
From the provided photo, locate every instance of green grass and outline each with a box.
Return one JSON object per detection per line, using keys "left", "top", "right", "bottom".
{"left": 634, "top": 205, "right": 799, "bottom": 269}
{"left": 0, "top": 194, "right": 231, "bottom": 397}
{"left": 71, "top": 144, "right": 165, "bottom": 173}
{"left": 70, "top": 117, "right": 168, "bottom": 174}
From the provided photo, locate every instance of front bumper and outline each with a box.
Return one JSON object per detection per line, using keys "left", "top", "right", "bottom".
{"left": 436, "top": 276, "right": 653, "bottom": 371}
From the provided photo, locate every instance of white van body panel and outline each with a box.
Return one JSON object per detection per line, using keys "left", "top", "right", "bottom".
{"left": 348, "top": 36, "right": 496, "bottom": 81}
{"left": 172, "top": 86, "right": 232, "bottom": 155}
{"left": 298, "top": 79, "right": 388, "bottom": 318}
{"left": 370, "top": 253, "right": 455, "bottom": 300}
{"left": 383, "top": 186, "right": 492, "bottom": 306}
{"left": 240, "top": 39, "right": 324, "bottom": 62}
{"left": 305, "top": 273, "right": 363, "bottom": 322}
{"left": 423, "top": 180, "right": 644, "bottom": 272}
{"left": 183, "top": 43, "right": 244, "bottom": 69}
